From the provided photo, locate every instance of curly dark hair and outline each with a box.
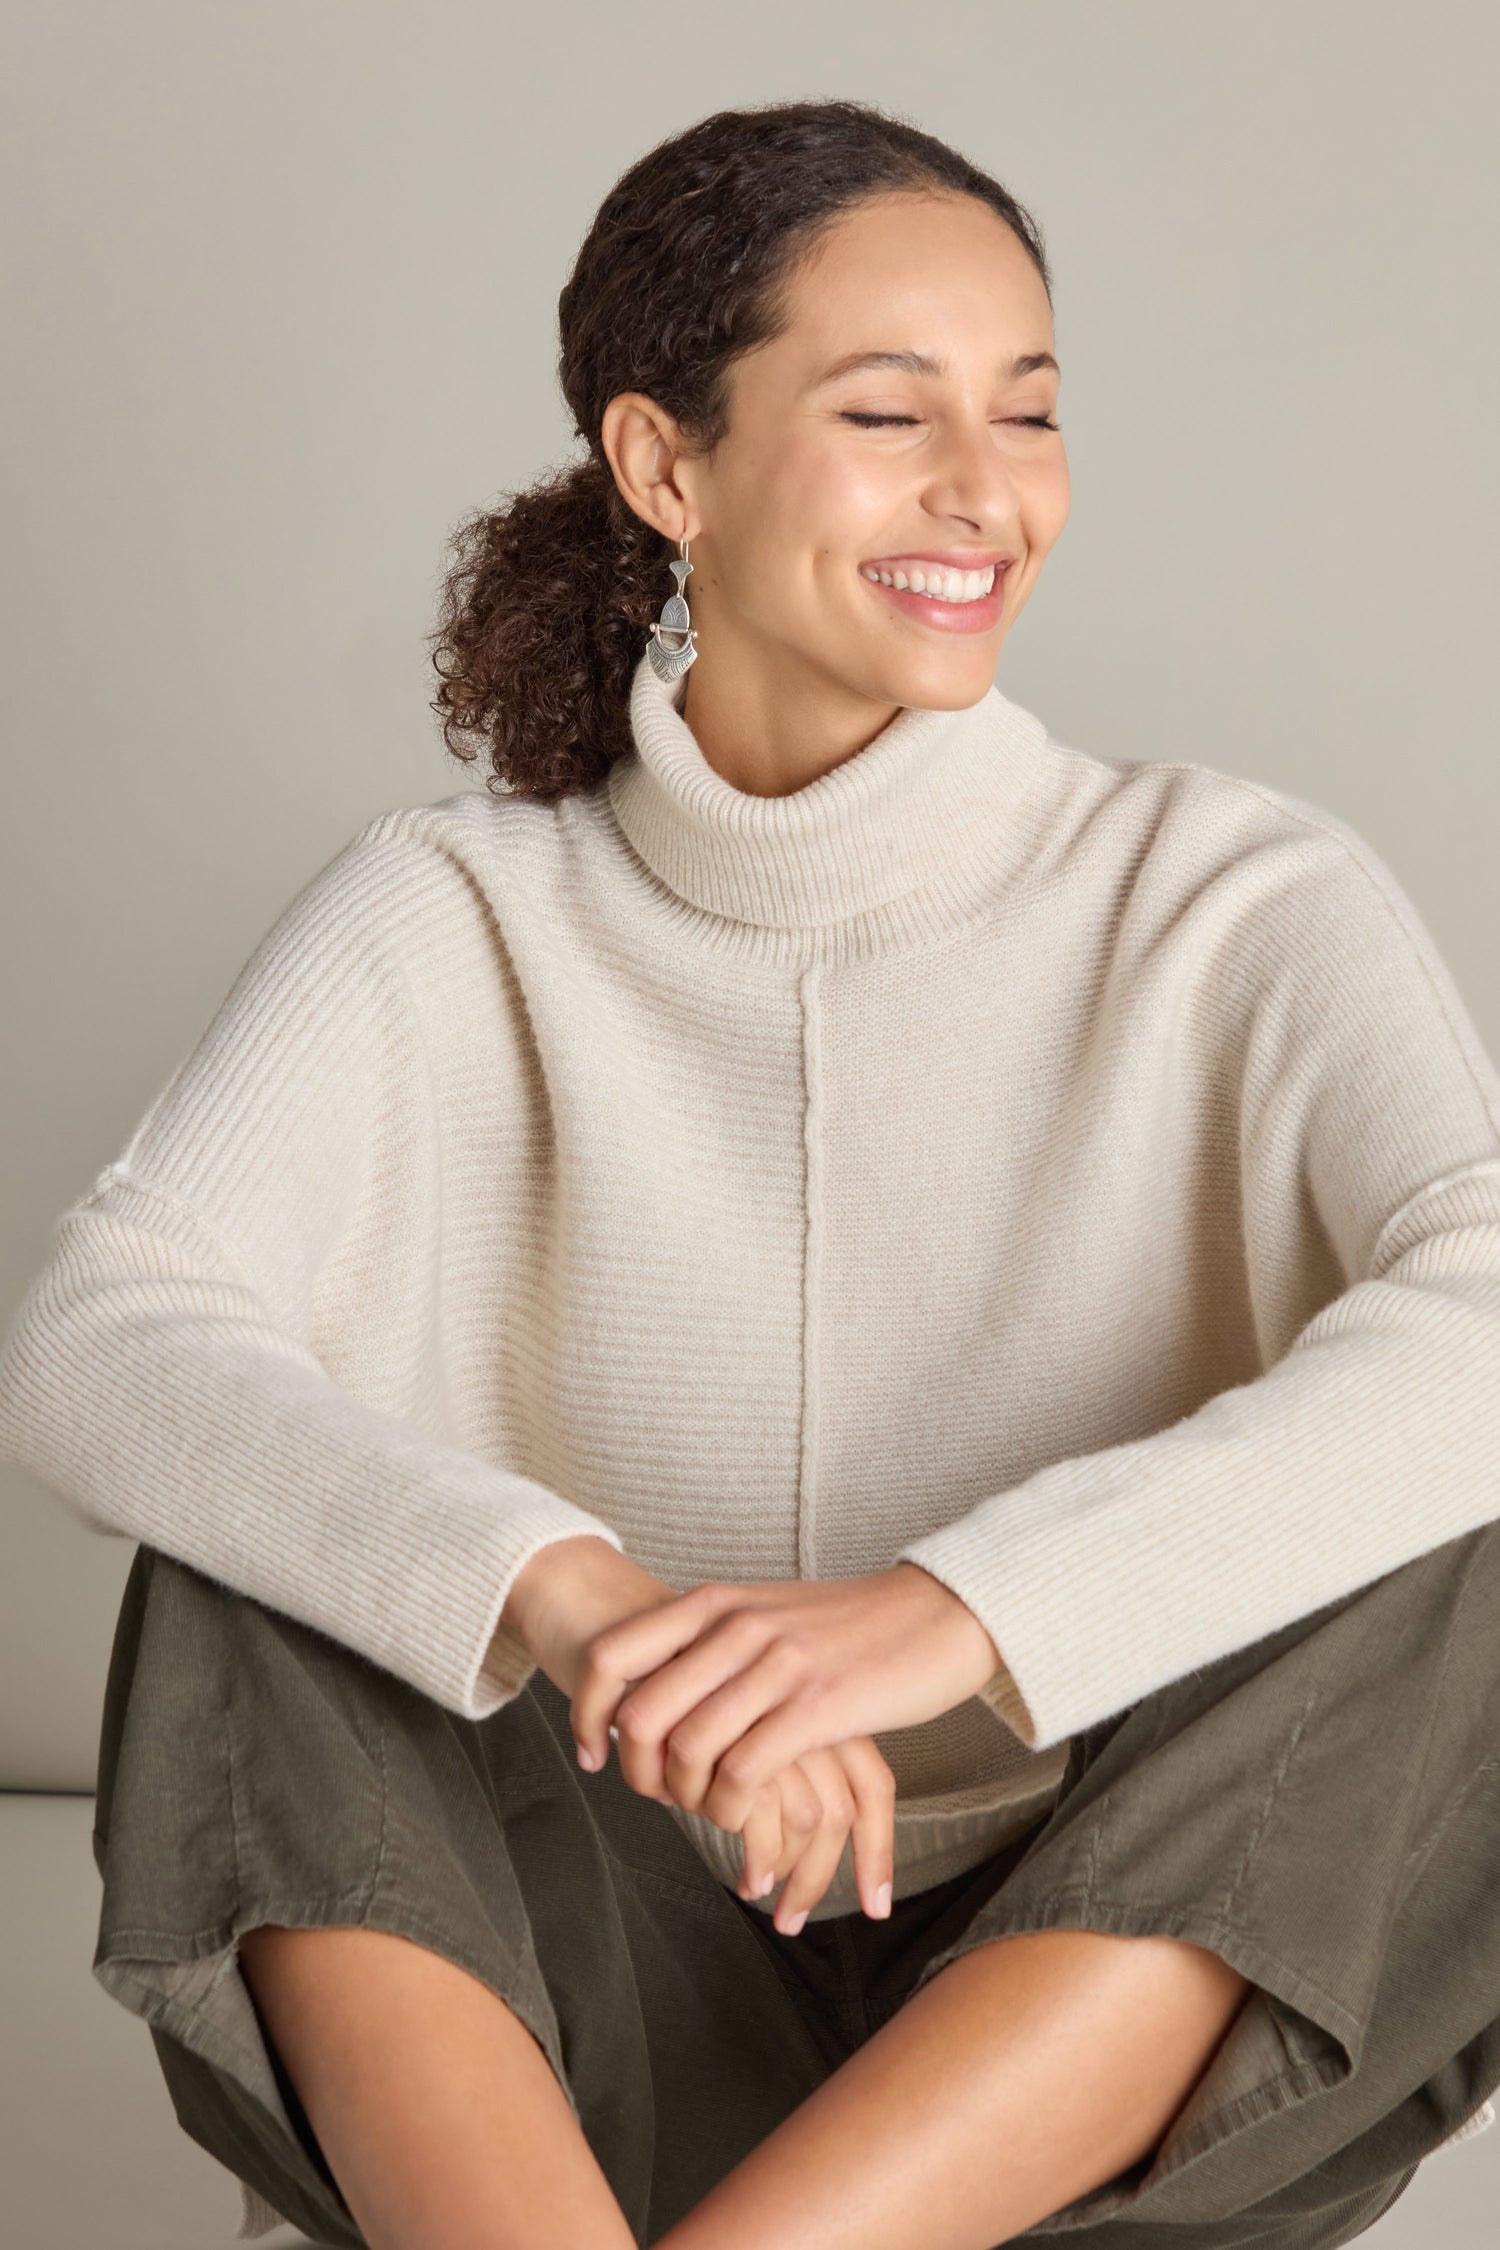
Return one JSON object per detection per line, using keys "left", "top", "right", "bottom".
{"left": 427, "top": 99, "right": 1053, "bottom": 803}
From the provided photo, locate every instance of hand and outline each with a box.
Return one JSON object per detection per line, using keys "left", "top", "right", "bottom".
{"left": 726, "top": 1731, "right": 897, "bottom": 1933}
{"left": 568, "top": 1563, "right": 1004, "bottom": 1841}
{"left": 500, "top": 1537, "right": 900, "bottom": 1928}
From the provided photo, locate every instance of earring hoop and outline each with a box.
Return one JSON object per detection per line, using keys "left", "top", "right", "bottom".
{"left": 647, "top": 535, "right": 699, "bottom": 682}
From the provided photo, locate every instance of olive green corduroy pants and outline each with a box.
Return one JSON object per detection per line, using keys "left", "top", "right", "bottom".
{"left": 91, "top": 1525, "right": 1500, "bottom": 2249}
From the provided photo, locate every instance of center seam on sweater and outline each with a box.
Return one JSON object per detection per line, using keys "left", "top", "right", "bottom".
{"left": 798, "top": 963, "right": 825, "bottom": 1581}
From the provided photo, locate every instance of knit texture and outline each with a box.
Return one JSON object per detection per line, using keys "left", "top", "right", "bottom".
{"left": 5, "top": 651, "right": 1500, "bottom": 1949}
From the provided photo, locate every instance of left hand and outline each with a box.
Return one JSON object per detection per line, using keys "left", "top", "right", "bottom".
{"left": 569, "top": 1562, "right": 1005, "bottom": 1835}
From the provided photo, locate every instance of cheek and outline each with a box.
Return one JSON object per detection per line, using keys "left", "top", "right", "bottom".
{"left": 1023, "top": 456, "right": 1071, "bottom": 549}
{"left": 805, "top": 452, "right": 901, "bottom": 551}
{"left": 723, "top": 443, "right": 893, "bottom": 583}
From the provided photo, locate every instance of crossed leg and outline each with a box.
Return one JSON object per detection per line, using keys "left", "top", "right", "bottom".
{"left": 656, "top": 1923, "right": 1249, "bottom": 2250}
{"left": 240, "top": 1915, "right": 1247, "bottom": 2250}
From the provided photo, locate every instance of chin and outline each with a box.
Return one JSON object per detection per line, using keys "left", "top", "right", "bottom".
{"left": 876, "top": 646, "right": 1002, "bottom": 712}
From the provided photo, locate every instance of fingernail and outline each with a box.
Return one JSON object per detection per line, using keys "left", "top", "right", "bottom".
{"left": 781, "top": 1907, "right": 808, "bottom": 1936}
{"left": 875, "top": 1881, "right": 892, "bottom": 1918}
{"left": 757, "top": 1871, "right": 776, "bottom": 1898}
{"left": 576, "top": 1742, "right": 597, "bottom": 1771}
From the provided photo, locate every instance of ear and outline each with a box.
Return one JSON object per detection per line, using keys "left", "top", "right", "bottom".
{"left": 599, "top": 391, "right": 703, "bottom": 545}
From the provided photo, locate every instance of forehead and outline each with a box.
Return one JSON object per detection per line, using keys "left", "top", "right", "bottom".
{"left": 773, "top": 190, "right": 1052, "bottom": 364}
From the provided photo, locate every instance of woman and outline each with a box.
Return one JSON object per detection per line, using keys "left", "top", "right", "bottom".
{"left": 3, "top": 96, "right": 1500, "bottom": 2250}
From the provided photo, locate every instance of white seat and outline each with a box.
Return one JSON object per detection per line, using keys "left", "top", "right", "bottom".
{"left": 0, "top": 1793, "right": 308, "bottom": 2248}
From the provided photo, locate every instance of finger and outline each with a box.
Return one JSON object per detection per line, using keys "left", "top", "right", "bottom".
{"left": 605, "top": 1609, "right": 784, "bottom": 1808}
{"left": 655, "top": 1630, "right": 814, "bottom": 1813}
{"left": 768, "top": 1749, "right": 856, "bottom": 1937}
{"left": 698, "top": 1667, "right": 849, "bottom": 1832}
{"left": 829, "top": 1735, "right": 897, "bottom": 1919}
{"left": 755, "top": 1755, "right": 827, "bottom": 1899}
{"left": 569, "top": 1582, "right": 729, "bottom": 1768}
{"left": 736, "top": 1781, "right": 784, "bottom": 1903}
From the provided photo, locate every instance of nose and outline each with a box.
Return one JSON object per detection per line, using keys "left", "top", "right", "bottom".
{"left": 920, "top": 412, "right": 1024, "bottom": 537}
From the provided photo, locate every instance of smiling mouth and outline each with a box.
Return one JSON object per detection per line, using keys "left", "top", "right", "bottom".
{"left": 859, "top": 561, "right": 999, "bottom": 604}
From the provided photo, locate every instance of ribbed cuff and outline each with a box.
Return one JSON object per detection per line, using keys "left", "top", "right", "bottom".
{"left": 973, "top": 1655, "right": 1040, "bottom": 1746}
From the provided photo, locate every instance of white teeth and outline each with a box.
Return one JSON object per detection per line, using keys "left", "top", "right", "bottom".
{"left": 862, "top": 562, "right": 999, "bottom": 603}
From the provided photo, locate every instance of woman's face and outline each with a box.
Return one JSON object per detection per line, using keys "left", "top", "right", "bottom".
{"left": 679, "top": 189, "right": 1070, "bottom": 717}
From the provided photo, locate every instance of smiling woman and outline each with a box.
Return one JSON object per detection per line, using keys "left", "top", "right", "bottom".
{"left": 10, "top": 90, "right": 1500, "bottom": 2250}
{"left": 594, "top": 187, "right": 1069, "bottom": 777}
{"left": 428, "top": 100, "right": 1067, "bottom": 797}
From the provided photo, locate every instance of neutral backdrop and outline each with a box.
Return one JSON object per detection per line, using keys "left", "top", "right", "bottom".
{"left": 2, "top": 3, "right": 1497, "bottom": 2243}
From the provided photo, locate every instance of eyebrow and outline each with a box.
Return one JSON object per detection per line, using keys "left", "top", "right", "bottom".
{"left": 809, "top": 347, "right": 1060, "bottom": 388}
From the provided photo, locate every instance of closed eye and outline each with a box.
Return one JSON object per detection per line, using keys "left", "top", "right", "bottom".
{"left": 840, "top": 412, "right": 1060, "bottom": 430}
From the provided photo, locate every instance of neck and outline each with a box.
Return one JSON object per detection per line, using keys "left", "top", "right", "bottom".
{"left": 677, "top": 638, "right": 901, "bottom": 799}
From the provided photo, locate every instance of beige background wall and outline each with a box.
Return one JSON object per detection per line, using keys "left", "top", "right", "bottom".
{"left": 2, "top": 5, "right": 1496, "bottom": 1795}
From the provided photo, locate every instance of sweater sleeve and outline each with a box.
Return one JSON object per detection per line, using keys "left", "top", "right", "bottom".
{"left": 901, "top": 806, "right": 1500, "bottom": 1753}
{"left": 0, "top": 825, "right": 623, "bottom": 1720}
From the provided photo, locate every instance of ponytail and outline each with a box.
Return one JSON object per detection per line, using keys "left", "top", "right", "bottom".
{"left": 429, "top": 452, "right": 665, "bottom": 801}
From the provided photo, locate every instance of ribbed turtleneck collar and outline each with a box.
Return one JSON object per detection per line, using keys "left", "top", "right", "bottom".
{"left": 607, "top": 649, "right": 1051, "bottom": 933}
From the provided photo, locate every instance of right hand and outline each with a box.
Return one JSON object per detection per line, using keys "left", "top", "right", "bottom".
{"left": 502, "top": 1535, "right": 896, "bottom": 1933}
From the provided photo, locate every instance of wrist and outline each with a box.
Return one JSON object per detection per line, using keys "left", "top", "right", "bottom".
{"left": 891, "top": 1560, "right": 1005, "bottom": 1692}
{"left": 501, "top": 1533, "right": 622, "bottom": 1649}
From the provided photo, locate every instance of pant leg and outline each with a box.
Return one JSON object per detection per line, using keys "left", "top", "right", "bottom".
{"left": 96, "top": 1524, "right": 1500, "bottom": 2250}
{"left": 896, "top": 1517, "right": 1500, "bottom": 2249}
{"left": 90, "top": 1544, "right": 832, "bottom": 2247}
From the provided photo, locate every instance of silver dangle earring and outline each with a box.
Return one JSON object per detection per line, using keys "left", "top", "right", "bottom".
{"left": 647, "top": 535, "right": 699, "bottom": 683}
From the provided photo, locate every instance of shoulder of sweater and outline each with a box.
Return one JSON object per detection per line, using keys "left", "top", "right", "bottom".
{"left": 269, "top": 784, "right": 590, "bottom": 969}
{"left": 1037, "top": 726, "right": 1417, "bottom": 917}
{"left": 67, "top": 790, "right": 590, "bottom": 1200}
{"left": 1022, "top": 729, "right": 1483, "bottom": 1059}
{"left": 1040, "top": 723, "right": 1374, "bottom": 867}
{"left": 343, "top": 783, "right": 580, "bottom": 890}
{"left": 1049, "top": 738, "right": 1500, "bottom": 1121}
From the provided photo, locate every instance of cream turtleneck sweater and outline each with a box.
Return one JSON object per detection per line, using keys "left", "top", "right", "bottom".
{"left": 4, "top": 650, "right": 1500, "bottom": 1934}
